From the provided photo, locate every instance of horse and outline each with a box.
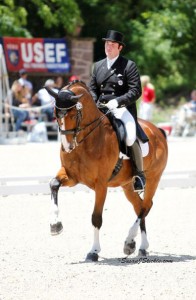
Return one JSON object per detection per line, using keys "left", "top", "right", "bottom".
{"left": 45, "top": 80, "right": 168, "bottom": 261}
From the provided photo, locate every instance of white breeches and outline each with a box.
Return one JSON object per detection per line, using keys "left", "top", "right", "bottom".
{"left": 112, "top": 107, "right": 136, "bottom": 146}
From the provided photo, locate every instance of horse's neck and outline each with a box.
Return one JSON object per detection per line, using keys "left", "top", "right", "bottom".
{"left": 83, "top": 98, "right": 102, "bottom": 121}
{"left": 78, "top": 101, "right": 109, "bottom": 143}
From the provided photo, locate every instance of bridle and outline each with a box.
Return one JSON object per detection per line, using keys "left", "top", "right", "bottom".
{"left": 55, "top": 85, "right": 105, "bottom": 152}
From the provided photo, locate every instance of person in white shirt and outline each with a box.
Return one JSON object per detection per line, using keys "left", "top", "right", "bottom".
{"left": 32, "top": 79, "right": 57, "bottom": 121}
{"left": 18, "top": 69, "right": 33, "bottom": 101}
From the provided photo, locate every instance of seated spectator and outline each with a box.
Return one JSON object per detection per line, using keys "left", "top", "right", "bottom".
{"left": 178, "top": 89, "right": 196, "bottom": 128}
{"left": 54, "top": 76, "right": 64, "bottom": 90}
{"left": 32, "top": 79, "right": 57, "bottom": 122}
{"left": 69, "top": 75, "right": 80, "bottom": 82}
{"left": 10, "top": 80, "right": 30, "bottom": 131}
{"left": 18, "top": 69, "right": 33, "bottom": 101}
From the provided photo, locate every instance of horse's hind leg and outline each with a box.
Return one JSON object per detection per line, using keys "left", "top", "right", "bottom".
{"left": 122, "top": 185, "right": 150, "bottom": 256}
{"left": 138, "top": 218, "right": 149, "bottom": 256}
{"left": 50, "top": 177, "right": 63, "bottom": 235}
{"left": 137, "top": 179, "right": 161, "bottom": 256}
{"left": 123, "top": 178, "right": 161, "bottom": 256}
{"left": 124, "top": 216, "right": 141, "bottom": 255}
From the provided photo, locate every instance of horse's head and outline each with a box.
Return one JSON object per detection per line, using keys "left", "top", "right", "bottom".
{"left": 45, "top": 80, "right": 101, "bottom": 152}
{"left": 44, "top": 83, "right": 83, "bottom": 118}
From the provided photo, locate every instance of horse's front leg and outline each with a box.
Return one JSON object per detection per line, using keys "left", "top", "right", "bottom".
{"left": 86, "top": 185, "right": 107, "bottom": 262}
{"left": 50, "top": 177, "right": 63, "bottom": 235}
{"left": 50, "top": 167, "right": 70, "bottom": 235}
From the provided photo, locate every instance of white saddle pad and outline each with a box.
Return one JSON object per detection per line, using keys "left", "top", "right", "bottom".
{"left": 120, "top": 141, "right": 149, "bottom": 159}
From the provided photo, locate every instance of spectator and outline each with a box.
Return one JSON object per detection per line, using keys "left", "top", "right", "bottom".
{"left": 54, "top": 76, "right": 64, "bottom": 90}
{"left": 69, "top": 75, "right": 80, "bottom": 82}
{"left": 188, "top": 89, "right": 196, "bottom": 113}
{"left": 18, "top": 69, "right": 33, "bottom": 101}
{"left": 139, "top": 75, "right": 156, "bottom": 121}
{"left": 177, "top": 89, "right": 196, "bottom": 131}
{"left": 10, "top": 80, "right": 30, "bottom": 131}
{"left": 32, "top": 79, "right": 56, "bottom": 122}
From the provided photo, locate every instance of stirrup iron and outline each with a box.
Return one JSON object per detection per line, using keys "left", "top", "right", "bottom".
{"left": 133, "top": 175, "right": 145, "bottom": 192}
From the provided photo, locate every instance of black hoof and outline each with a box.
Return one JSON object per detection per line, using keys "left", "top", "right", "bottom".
{"left": 124, "top": 240, "right": 136, "bottom": 255}
{"left": 86, "top": 252, "right": 99, "bottom": 262}
{"left": 50, "top": 222, "right": 63, "bottom": 235}
{"left": 138, "top": 249, "right": 148, "bottom": 256}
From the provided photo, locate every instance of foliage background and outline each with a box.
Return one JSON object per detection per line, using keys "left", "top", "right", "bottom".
{"left": 0, "top": 0, "right": 196, "bottom": 106}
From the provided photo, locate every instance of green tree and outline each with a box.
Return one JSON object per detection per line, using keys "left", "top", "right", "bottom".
{"left": 0, "top": 0, "right": 30, "bottom": 36}
{"left": 1, "top": 0, "right": 195, "bottom": 102}
{"left": 0, "top": 0, "right": 84, "bottom": 37}
{"left": 129, "top": 0, "right": 196, "bottom": 100}
{"left": 79, "top": 0, "right": 196, "bottom": 101}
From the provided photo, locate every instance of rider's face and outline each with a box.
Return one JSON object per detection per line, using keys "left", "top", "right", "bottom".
{"left": 105, "top": 41, "right": 122, "bottom": 59}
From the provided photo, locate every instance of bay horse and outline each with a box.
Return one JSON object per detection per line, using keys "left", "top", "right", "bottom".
{"left": 45, "top": 80, "right": 168, "bottom": 261}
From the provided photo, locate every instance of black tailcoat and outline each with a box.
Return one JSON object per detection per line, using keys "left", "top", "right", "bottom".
{"left": 89, "top": 55, "right": 142, "bottom": 121}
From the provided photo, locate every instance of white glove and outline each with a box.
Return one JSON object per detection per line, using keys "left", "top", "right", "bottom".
{"left": 105, "top": 99, "right": 118, "bottom": 110}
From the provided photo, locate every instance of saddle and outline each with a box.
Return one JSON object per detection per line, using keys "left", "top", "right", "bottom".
{"left": 99, "top": 107, "right": 149, "bottom": 181}
{"left": 105, "top": 110, "right": 149, "bottom": 157}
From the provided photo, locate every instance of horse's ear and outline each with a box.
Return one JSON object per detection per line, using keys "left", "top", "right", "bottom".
{"left": 44, "top": 86, "right": 58, "bottom": 99}
{"left": 70, "top": 94, "right": 83, "bottom": 102}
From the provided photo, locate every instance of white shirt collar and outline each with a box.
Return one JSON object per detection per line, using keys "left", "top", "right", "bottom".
{"left": 107, "top": 55, "right": 119, "bottom": 69}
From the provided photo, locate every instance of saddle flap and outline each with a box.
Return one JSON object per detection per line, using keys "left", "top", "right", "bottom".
{"left": 136, "top": 123, "right": 149, "bottom": 143}
{"left": 100, "top": 108, "right": 149, "bottom": 155}
{"left": 106, "top": 112, "right": 127, "bottom": 155}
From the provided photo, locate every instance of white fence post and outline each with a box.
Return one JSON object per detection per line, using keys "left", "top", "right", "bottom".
{"left": 0, "top": 44, "right": 10, "bottom": 138}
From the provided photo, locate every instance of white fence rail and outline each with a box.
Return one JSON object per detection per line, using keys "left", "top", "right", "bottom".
{"left": 0, "top": 171, "right": 195, "bottom": 196}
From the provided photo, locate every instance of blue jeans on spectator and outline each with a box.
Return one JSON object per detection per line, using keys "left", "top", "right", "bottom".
{"left": 12, "top": 109, "right": 29, "bottom": 131}
{"left": 41, "top": 107, "right": 54, "bottom": 122}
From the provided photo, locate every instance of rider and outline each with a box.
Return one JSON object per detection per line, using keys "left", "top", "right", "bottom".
{"left": 89, "top": 29, "right": 146, "bottom": 192}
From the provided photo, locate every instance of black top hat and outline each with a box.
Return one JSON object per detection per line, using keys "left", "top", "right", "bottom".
{"left": 102, "top": 30, "right": 125, "bottom": 47}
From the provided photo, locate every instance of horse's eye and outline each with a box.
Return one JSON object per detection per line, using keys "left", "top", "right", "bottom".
{"left": 69, "top": 114, "right": 77, "bottom": 120}
{"left": 56, "top": 109, "right": 67, "bottom": 118}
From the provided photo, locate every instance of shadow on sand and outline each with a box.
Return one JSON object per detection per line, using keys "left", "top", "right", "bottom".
{"left": 70, "top": 252, "right": 196, "bottom": 266}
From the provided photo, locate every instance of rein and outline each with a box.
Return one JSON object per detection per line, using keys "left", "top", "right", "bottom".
{"left": 58, "top": 109, "right": 105, "bottom": 143}
{"left": 76, "top": 115, "right": 105, "bottom": 145}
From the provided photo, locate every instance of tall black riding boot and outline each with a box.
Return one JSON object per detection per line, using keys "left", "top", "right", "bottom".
{"left": 128, "top": 141, "right": 146, "bottom": 192}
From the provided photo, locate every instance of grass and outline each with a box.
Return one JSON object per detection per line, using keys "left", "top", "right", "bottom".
{"left": 152, "top": 105, "right": 176, "bottom": 124}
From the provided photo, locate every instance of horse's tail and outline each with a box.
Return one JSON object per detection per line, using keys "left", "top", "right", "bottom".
{"left": 158, "top": 127, "right": 167, "bottom": 139}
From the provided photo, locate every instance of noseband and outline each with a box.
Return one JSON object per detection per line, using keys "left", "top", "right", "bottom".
{"left": 56, "top": 101, "right": 83, "bottom": 136}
